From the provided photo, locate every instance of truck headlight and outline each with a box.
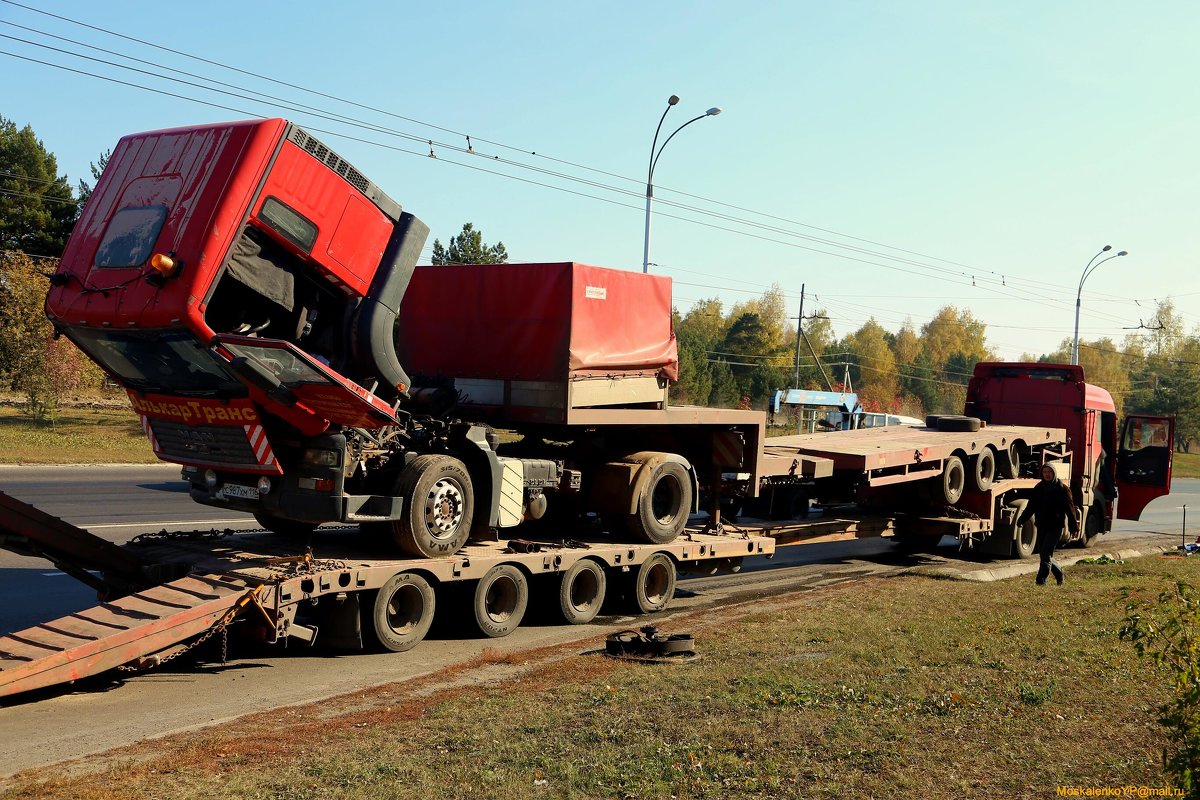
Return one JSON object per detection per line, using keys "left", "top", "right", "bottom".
{"left": 204, "top": 469, "right": 218, "bottom": 488}
{"left": 301, "top": 448, "right": 340, "bottom": 468}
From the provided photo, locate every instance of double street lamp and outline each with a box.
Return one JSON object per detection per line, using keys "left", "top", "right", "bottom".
{"left": 1072, "top": 245, "right": 1128, "bottom": 365}
{"left": 642, "top": 95, "right": 721, "bottom": 273}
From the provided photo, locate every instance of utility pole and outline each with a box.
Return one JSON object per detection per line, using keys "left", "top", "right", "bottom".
{"left": 792, "top": 284, "right": 805, "bottom": 388}
{"left": 790, "top": 283, "right": 833, "bottom": 392}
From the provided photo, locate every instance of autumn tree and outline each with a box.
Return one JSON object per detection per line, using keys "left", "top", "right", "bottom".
{"left": 842, "top": 319, "right": 900, "bottom": 412}
{"left": 919, "top": 306, "right": 993, "bottom": 413}
{"left": 430, "top": 222, "right": 508, "bottom": 265}
{"left": 0, "top": 115, "right": 78, "bottom": 257}
{"left": 0, "top": 251, "right": 102, "bottom": 420}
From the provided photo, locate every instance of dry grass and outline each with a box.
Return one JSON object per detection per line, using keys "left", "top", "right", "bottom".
{"left": 1173, "top": 451, "right": 1200, "bottom": 480}
{"left": 4, "top": 555, "right": 1193, "bottom": 799}
{"left": 0, "top": 403, "right": 154, "bottom": 464}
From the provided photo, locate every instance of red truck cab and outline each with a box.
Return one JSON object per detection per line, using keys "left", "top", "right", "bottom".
{"left": 46, "top": 119, "right": 428, "bottom": 473}
{"left": 965, "top": 362, "right": 1173, "bottom": 529}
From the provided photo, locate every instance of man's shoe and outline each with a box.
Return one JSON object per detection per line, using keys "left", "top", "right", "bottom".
{"left": 1036, "top": 579, "right": 1046, "bottom": 586}
{"left": 1055, "top": 572, "right": 1064, "bottom": 585}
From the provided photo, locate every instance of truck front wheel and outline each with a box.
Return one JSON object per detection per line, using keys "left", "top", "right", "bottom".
{"left": 393, "top": 455, "right": 474, "bottom": 558}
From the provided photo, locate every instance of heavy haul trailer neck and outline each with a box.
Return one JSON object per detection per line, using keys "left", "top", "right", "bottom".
{"left": 0, "top": 490, "right": 773, "bottom": 698}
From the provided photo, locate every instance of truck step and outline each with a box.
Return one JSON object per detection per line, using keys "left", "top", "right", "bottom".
{"left": 0, "top": 573, "right": 252, "bottom": 698}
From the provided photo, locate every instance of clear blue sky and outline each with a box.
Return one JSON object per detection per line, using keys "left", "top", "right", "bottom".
{"left": 3, "top": 0, "right": 1197, "bottom": 359}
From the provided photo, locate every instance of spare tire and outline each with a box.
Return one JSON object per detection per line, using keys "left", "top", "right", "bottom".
{"left": 924, "top": 415, "right": 945, "bottom": 428}
{"left": 935, "top": 415, "right": 982, "bottom": 433}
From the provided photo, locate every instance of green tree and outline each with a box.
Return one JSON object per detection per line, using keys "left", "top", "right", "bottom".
{"left": 0, "top": 115, "right": 77, "bottom": 257}
{"left": 919, "top": 306, "right": 992, "bottom": 413}
{"left": 76, "top": 148, "right": 111, "bottom": 211}
{"left": 430, "top": 222, "right": 508, "bottom": 265}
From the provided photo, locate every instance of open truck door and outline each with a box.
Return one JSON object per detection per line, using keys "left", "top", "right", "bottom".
{"left": 213, "top": 335, "right": 401, "bottom": 429}
{"left": 1115, "top": 414, "right": 1174, "bottom": 520}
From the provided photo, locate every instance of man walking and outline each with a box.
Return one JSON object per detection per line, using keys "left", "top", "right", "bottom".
{"left": 1018, "top": 464, "right": 1079, "bottom": 585}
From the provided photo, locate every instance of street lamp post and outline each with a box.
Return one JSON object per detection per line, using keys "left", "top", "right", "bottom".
{"left": 1072, "top": 245, "right": 1128, "bottom": 365}
{"left": 642, "top": 95, "right": 721, "bottom": 273}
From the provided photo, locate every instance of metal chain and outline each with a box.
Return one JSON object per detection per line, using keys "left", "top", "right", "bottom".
{"left": 128, "top": 528, "right": 234, "bottom": 545}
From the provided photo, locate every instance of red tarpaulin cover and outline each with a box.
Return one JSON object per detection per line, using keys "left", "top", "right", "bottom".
{"left": 397, "top": 262, "right": 678, "bottom": 383}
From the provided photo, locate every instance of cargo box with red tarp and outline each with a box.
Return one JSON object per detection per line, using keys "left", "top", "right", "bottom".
{"left": 397, "top": 262, "right": 679, "bottom": 424}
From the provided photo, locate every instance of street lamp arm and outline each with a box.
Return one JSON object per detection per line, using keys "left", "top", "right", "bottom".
{"left": 1081, "top": 252, "right": 1123, "bottom": 288}
{"left": 649, "top": 114, "right": 711, "bottom": 180}
{"left": 646, "top": 104, "right": 675, "bottom": 187}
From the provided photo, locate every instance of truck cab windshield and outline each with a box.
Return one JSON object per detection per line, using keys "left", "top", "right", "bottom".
{"left": 68, "top": 328, "right": 245, "bottom": 395}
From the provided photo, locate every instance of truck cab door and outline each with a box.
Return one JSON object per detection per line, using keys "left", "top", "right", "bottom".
{"left": 213, "top": 335, "right": 400, "bottom": 429}
{"left": 1115, "top": 414, "right": 1174, "bottom": 520}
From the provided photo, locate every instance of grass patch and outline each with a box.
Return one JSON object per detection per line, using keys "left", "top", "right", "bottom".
{"left": 5, "top": 556, "right": 1194, "bottom": 799}
{"left": 0, "top": 403, "right": 154, "bottom": 464}
{"left": 1173, "top": 451, "right": 1200, "bottom": 480}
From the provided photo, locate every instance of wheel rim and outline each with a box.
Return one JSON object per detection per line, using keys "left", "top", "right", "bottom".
{"left": 385, "top": 583, "right": 425, "bottom": 635}
{"left": 485, "top": 575, "right": 519, "bottom": 623}
{"left": 980, "top": 452, "right": 995, "bottom": 484}
{"left": 424, "top": 477, "right": 465, "bottom": 540}
{"left": 569, "top": 567, "right": 600, "bottom": 612}
{"left": 945, "top": 461, "right": 965, "bottom": 502}
{"left": 643, "top": 561, "right": 671, "bottom": 605}
{"left": 650, "top": 474, "right": 683, "bottom": 525}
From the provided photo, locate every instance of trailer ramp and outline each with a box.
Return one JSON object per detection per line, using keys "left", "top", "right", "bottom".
{"left": 0, "top": 573, "right": 256, "bottom": 698}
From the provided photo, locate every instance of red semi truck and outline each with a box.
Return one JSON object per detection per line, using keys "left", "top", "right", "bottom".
{"left": 0, "top": 117, "right": 1174, "bottom": 697}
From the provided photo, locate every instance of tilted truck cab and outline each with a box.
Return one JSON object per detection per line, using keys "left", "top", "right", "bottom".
{"left": 964, "top": 362, "right": 1173, "bottom": 531}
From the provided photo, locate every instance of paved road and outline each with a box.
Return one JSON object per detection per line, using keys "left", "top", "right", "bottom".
{"left": 0, "top": 465, "right": 1195, "bottom": 777}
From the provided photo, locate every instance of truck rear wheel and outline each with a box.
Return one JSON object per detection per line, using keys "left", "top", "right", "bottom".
{"left": 970, "top": 447, "right": 997, "bottom": 492}
{"left": 628, "top": 553, "right": 676, "bottom": 614}
{"left": 558, "top": 559, "right": 606, "bottom": 625}
{"left": 393, "top": 455, "right": 474, "bottom": 558}
{"left": 626, "top": 460, "right": 693, "bottom": 544}
{"left": 934, "top": 456, "right": 966, "bottom": 505}
{"left": 474, "top": 564, "right": 528, "bottom": 638}
{"left": 367, "top": 572, "right": 435, "bottom": 653}
{"left": 996, "top": 441, "right": 1023, "bottom": 479}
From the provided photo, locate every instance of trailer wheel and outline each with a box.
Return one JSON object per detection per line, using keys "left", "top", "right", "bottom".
{"left": 1009, "top": 500, "right": 1038, "bottom": 559}
{"left": 627, "top": 460, "right": 693, "bottom": 544}
{"left": 934, "top": 455, "right": 967, "bottom": 505}
{"left": 629, "top": 553, "right": 677, "bottom": 614}
{"left": 558, "top": 559, "right": 606, "bottom": 625}
{"left": 996, "top": 441, "right": 1024, "bottom": 479}
{"left": 393, "top": 455, "right": 474, "bottom": 558}
{"left": 969, "top": 447, "right": 997, "bottom": 493}
{"left": 254, "top": 512, "right": 317, "bottom": 538}
{"left": 935, "top": 415, "right": 982, "bottom": 433}
{"left": 368, "top": 572, "right": 435, "bottom": 653}
{"left": 474, "top": 564, "right": 528, "bottom": 638}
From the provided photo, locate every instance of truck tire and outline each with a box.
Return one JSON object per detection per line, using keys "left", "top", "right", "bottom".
{"left": 392, "top": 455, "right": 474, "bottom": 558}
{"left": 996, "top": 441, "right": 1023, "bottom": 479}
{"left": 1008, "top": 500, "right": 1038, "bottom": 559}
{"left": 254, "top": 512, "right": 317, "bottom": 538}
{"left": 969, "top": 447, "right": 997, "bottom": 493}
{"left": 924, "top": 414, "right": 945, "bottom": 428}
{"left": 935, "top": 415, "right": 982, "bottom": 433}
{"left": 558, "top": 559, "right": 606, "bottom": 625}
{"left": 367, "top": 572, "right": 436, "bottom": 653}
{"left": 1078, "top": 504, "right": 1102, "bottom": 548}
{"left": 934, "top": 455, "right": 966, "bottom": 505}
{"left": 473, "top": 564, "right": 528, "bottom": 638}
{"left": 628, "top": 553, "right": 676, "bottom": 614}
{"left": 626, "top": 460, "right": 693, "bottom": 544}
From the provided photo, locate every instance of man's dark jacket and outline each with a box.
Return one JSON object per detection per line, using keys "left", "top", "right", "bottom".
{"left": 1018, "top": 478, "right": 1078, "bottom": 540}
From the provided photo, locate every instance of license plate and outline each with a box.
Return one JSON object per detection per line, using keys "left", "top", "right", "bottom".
{"left": 218, "top": 483, "right": 259, "bottom": 501}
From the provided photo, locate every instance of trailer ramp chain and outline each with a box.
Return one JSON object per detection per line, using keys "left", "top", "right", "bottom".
{"left": 264, "top": 548, "right": 347, "bottom": 574}
{"left": 128, "top": 528, "right": 235, "bottom": 545}
{"left": 116, "top": 584, "right": 271, "bottom": 674}
{"left": 604, "top": 626, "right": 698, "bottom": 663}
{"left": 941, "top": 505, "right": 983, "bottom": 520}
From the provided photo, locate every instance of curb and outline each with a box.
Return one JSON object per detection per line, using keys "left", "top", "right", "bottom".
{"left": 915, "top": 541, "right": 1180, "bottom": 583}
